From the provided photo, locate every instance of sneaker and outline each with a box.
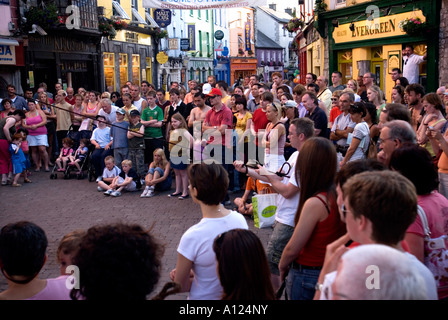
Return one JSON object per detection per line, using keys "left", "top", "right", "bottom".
{"left": 98, "top": 186, "right": 106, "bottom": 192}
{"left": 104, "top": 189, "right": 113, "bottom": 196}
{"left": 141, "top": 189, "right": 149, "bottom": 198}
{"left": 111, "top": 191, "right": 121, "bottom": 197}
{"left": 96, "top": 176, "right": 103, "bottom": 182}
{"left": 147, "top": 190, "right": 155, "bottom": 197}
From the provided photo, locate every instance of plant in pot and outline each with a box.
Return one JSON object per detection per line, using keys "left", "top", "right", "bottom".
{"left": 399, "top": 17, "right": 429, "bottom": 37}
{"left": 99, "top": 19, "right": 116, "bottom": 40}
{"left": 24, "top": 3, "right": 59, "bottom": 31}
{"left": 111, "top": 18, "right": 128, "bottom": 31}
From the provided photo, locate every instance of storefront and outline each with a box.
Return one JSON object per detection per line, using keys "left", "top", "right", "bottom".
{"left": 230, "top": 57, "right": 258, "bottom": 86}
{"left": 186, "top": 57, "right": 214, "bottom": 84}
{"left": 317, "top": 0, "right": 440, "bottom": 100}
{"left": 0, "top": 38, "right": 24, "bottom": 96}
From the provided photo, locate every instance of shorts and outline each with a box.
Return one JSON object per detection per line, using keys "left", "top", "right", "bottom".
{"left": 27, "top": 134, "right": 49, "bottom": 147}
{"left": 170, "top": 156, "right": 189, "bottom": 170}
{"left": 266, "top": 221, "right": 295, "bottom": 275}
{"left": 117, "top": 176, "right": 137, "bottom": 192}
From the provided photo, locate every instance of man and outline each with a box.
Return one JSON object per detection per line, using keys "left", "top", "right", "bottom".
{"left": 271, "top": 72, "right": 292, "bottom": 99}
{"left": 378, "top": 103, "right": 411, "bottom": 130}
{"left": 391, "top": 68, "right": 402, "bottom": 83}
{"left": 360, "top": 72, "right": 375, "bottom": 102}
{"left": 247, "top": 83, "right": 262, "bottom": 113}
{"left": 98, "top": 98, "right": 118, "bottom": 125}
{"left": 188, "top": 92, "right": 211, "bottom": 132}
{"left": 216, "top": 81, "right": 231, "bottom": 108}
{"left": 330, "top": 92, "right": 356, "bottom": 157}
{"left": 405, "top": 83, "right": 425, "bottom": 131}
{"left": 115, "top": 85, "right": 130, "bottom": 108}
{"left": 184, "top": 79, "right": 198, "bottom": 105}
{"left": 304, "top": 91, "right": 328, "bottom": 138}
{"left": 307, "top": 82, "right": 328, "bottom": 116}
{"left": 436, "top": 86, "right": 446, "bottom": 102}
{"left": 90, "top": 114, "right": 113, "bottom": 180}
{"left": 292, "top": 84, "right": 307, "bottom": 118}
{"left": 33, "top": 82, "right": 53, "bottom": 99}
{"left": 403, "top": 45, "right": 427, "bottom": 85}
{"left": 329, "top": 71, "right": 346, "bottom": 93}
{"left": 207, "top": 75, "right": 217, "bottom": 88}
{"left": 377, "top": 119, "right": 416, "bottom": 166}
{"left": 156, "top": 88, "right": 170, "bottom": 111}
{"left": 141, "top": 91, "right": 164, "bottom": 165}
{"left": 305, "top": 73, "right": 317, "bottom": 85}
{"left": 184, "top": 86, "right": 200, "bottom": 123}
{"left": 316, "top": 76, "right": 332, "bottom": 114}
{"left": 244, "top": 74, "right": 259, "bottom": 101}
{"left": 65, "top": 87, "right": 76, "bottom": 105}
{"left": 131, "top": 84, "right": 148, "bottom": 113}
{"left": 250, "top": 91, "right": 273, "bottom": 165}
{"left": 235, "top": 117, "right": 315, "bottom": 292}
{"left": 140, "top": 81, "right": 151, "bottom": 101}
{"left": 54, "top": 83, "right": 63, "bottom": 97}
{"left": 77, "top": 87, "right": 86, "bottom": 96}
{"left": 6, "top": 84, "right": 28, "bottom": 111}
{"left": 54, "top": 90, "right": 74, "bottom": 152}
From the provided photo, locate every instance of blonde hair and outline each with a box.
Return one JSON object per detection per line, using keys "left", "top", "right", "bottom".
{"left": 268, "top": 102, "right": 285, "bottom": 121}
{"left": 122, "top": 159, "right": 133, "bottom": 167}
{"left": 153, "top": 148, "right": 168, "bottom": 168}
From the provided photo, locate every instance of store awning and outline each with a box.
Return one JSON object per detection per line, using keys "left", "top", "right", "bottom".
{"left": 0, "top": 39, "right": 19, "bottom": 46}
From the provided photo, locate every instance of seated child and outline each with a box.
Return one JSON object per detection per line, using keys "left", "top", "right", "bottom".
{"left": 8, "top": 133, "right": 28, "bottom": 187}
{"left": 57, "top": 229, "right": 86, "bottom": 276}
{"left": 234, "top": 176, "right": 274, "bottom": 216}
{"left": 103, "top": 159, "right": 141, "bottom": 197}
{"left": 68, "top": 138, "right": 89, "bottom": 174}
{"left": 140, "top": 148, "right": 172, "bottom": 198}
{"left": 97, "top": 155, "right": 121, "bottom": 192}
{"left": 56, "top": 137, "right": 74, "bottom": 172}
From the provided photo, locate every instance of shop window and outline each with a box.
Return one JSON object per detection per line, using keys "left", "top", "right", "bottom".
{"left": 119, "top": 53, "right": 128, "bottom": 86}
{"left": 132, "top": 54, "right": 140, "bottom": 86}
{"left": 112, "top": 1, "right": 130, "bottom": 20}
{"left": 103, "top": 53, "right": 115, "bottom": 91}
{"left": 146, "top": 57, "right": 152, "bottom": 84}
{"left": 338, "top": 50, "right": 353, "bottom": 85}
{"left": 335, "top": 0, "right": 346, "bottom": 9}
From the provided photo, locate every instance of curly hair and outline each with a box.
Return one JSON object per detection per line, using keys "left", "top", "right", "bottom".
{"left": 70, "top": 223, "right": 164, "bottom": 300}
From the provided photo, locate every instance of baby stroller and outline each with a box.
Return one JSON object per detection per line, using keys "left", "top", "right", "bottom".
{"left": 63, "top": 142, "right": 96, "bottom": 181}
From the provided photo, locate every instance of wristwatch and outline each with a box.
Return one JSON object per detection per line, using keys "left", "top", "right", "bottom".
{"left": 315, "top": 282, "right": 323, "bottom": 291}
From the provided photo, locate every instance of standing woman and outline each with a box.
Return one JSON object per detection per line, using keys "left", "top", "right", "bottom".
{"left": 0, "top": 110, "right": 25, "bottom": 185}
{"left": 234, "top": 96, "right": 252, "bottom": 163}
{"left": 364, "top": 101, "right": 380, "bottom": 149}
{"left": 263, "top": 102, "right": 286, "bottom": 176}
{"left": 346, "top": 79, "right": 361, "bottom": 102}
{"left": 22, "top": 100, "right": 50, "bottom": 172}
{"left": 80, "top": 91, "right": 101, "bottom": 134}
{"left": 367, "top": 85, "right": 386, "bottom": 119}
{"left": 170, "top": 163, "right": 248, "bottom": 300}
{"left": 71, "top": 94, "right": 84, "bottom": 132}
{"left": 38, "top": 92, "right": 56, "bottom": 164}
{"left": 340, "top": 102, "right": 370, "bottom": 167}
{"left": 391, "top": 85, "right": 406, "bottom": 104}
{"left": 0, "top": 99, "right": 14, "bottom": 120}
{"left": 278, "top": 137, "right": 346, "bottom": 300}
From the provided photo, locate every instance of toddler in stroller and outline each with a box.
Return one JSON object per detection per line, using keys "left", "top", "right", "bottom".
{"left": 68, "top": 138, "right": 90, "bottom": 174}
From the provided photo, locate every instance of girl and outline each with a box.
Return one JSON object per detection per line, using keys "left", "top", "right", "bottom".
{"left": 141, "top": 148, "right": 171, "bottom": 198}
{"left": 17, "top": 128, "right": 31, "bottom": 183}
{"left": 9, "top": 133, "right": 27, "bottom": 187}
{"left": 80, "top": 91, "right": 101, "bottom": 132}
{"left": 168, "top": 113, "right": 193, "bottom": 200}
{"left": 367, "top": 85, "right": 386, "bottom": 119}
{"left": 69, "top": 138, "right": 89, "bottom": 173}
{"left": 55, "top": 137, "right": 74, "bottom": 172}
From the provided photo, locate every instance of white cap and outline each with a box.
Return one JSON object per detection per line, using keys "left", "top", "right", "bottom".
{"left": 202, "top": 83, "right": 212, "bottom": 95}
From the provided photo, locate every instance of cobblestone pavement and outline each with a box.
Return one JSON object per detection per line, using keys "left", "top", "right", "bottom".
{"left": 0, "top": 169, "right": 273, "bottom": 300}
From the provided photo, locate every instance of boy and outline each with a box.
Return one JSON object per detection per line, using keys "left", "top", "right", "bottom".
{"left": 110, "top": 108, "right": 129, "bottom": 170}
{"left": 97, "top": 155, "right": 121, "bottom": 192}
{"left": 127, "top": 110, "right": 146, "bottom": 181}
{"left": 104, "top": 159, "right": 141, "bottom": 197}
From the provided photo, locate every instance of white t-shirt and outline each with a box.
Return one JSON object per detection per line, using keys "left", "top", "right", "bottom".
{"left": 331, "top": 113, "right": 356, "bottom": 146}
{"left": 403, "top": 54, "right": 425, "bottom": 85}
{"left": 102, "top": 165, "right": 121, "bottom": 179}
{"left": 177, "top": 210, "right": 249, "bottom": 300}
{"left": 133, "top": 98, "right": 145, "bottom": 113}
{"left": 275, "top": 151, "right": 300, "bottom": 228}
{"left": 98, "top": 105, "right": 118, "bottom": 125}
{"left": 346, "top": 121, "right": 369, "bottom": 162}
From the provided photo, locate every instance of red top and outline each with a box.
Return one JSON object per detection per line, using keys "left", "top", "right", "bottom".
{"left": 252, "top": 108, "right": 269, "bottom": 146}
{"left": 296, "top": 192, "right": 347, "bottom": 267}
{"left": 205, "top": 105, "right": 233, "bottom": 146}
{"left": 329, "top": 106, "right": 342, "bottom": 123}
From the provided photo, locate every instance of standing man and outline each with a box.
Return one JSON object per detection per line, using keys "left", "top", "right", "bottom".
{"left": 271, "top": 72, "right": 292, "bottom": 99}
{"left": 360, "top": 72, "right": 375, "bottom": 102}
{"left": 188, "top": 92, "right": 211, "bottom": 132}
{"left": 141, "top": 91, "right": 164, "bottom": 166}
{"left": 244, "top": 74, "right": 259, "bottom": 101}
{"left": 391, "top": 68, "right": 402, "bottom": 83}
{"left": 305, "top": 73, "right": 317, "bottom": 85}
{"left": 184, "top": 80, "right": 198, "bottom": 105}
{"left": 98, "top": 98, "right": 118, "bottom": 125}
{"left": 330, "top": 92, "right": 356, "bottom": 159}
{"left": 140, "top": 81, "right": 151, "bottom": 101}
{"left": 54, "top": 90, "right": 74, "bottom": 152}
{"left": 405, "top": 83, "right": 426, "bottom": 132}
{"left": 216, "top": 81, "right": 231, "bottom": 108}
{"left": 115, "top": 85, "right": 130, "bottom": 108}
{"left": 329, "top": 71, "right": 346, "bottom": 93}
{"left": 131, "top": 85, "right": 148, "bottom": 113}
{"left": 247, "top": 83, "right": 262, "bottom": 113}
{"left": 316, "top": 76, "right": 332, "bottom": 115}
{"left": 403, "top": 45, "right": 427, "bottom": 85}
{"left": 65, "top": 87, "right": 76, "bottom": 105}
{"left": 304, "top": 91, "right": 328, "bottom": 138}
{"left": 6, "top": 84, "right": 28, "bottom": 111}
{"left": 207, "top": 75, "right": 217, "bottom": 88}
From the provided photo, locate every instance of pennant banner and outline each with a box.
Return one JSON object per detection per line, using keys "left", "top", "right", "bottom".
{"left": 143, "top": 0, "right": 266, "bottom": 10}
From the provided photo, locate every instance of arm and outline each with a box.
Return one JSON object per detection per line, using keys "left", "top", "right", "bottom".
{"left": 151, "top": 162, "right": 171, "bottom": 185}
{"left": 172, "top": 253, "right": 194, "bottom": 293}
{"left": 404, "top": 232, "right": 424, "bottom": 262}
{"left": 3, "top": 118, "right": 16, "bottom": 142}
{"left": 340, "top": 137, "right": 361, "bottom": 166}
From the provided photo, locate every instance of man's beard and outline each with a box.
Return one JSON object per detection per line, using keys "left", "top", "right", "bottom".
{"left": 409, "top": 99, "right": 419, "bottom": 106}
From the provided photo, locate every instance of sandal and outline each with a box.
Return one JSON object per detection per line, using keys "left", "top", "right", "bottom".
{"left": 168, "top": 192, "right": 182, "bottom": 197}
{"left": 1, "top": 180, "right": 6, "bottom": 186}
{"left": 24, "top": 178, "right": 32, "bottom": 183}
{"left": 12, "top": 183, "right": 22, "bottom": 187}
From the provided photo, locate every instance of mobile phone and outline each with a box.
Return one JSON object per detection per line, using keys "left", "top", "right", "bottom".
{"left": 428, "top": 126, "right": 435, "bottom": 130}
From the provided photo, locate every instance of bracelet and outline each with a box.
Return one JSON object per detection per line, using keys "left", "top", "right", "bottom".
{"left": 315, "top": 283, "right": 323, "bottom": 291}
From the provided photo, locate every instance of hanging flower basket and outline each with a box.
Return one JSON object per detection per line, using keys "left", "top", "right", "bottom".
{"left": 24, "top": 3, "right": 59, "bottom": 31}
{"left": 284, "top": 18, "right": 304, "bottom": 33}
{"left": 153, "top": 28, "right": 168, "bottom": 39}
{"left": 399, "top": 17, "right": 429, "bottom": 37}
{"left": 111, "top": 18, "right": 128, "bottom": 31}
{"left": 99, "top": 20, "right": 116, "bottom": 40}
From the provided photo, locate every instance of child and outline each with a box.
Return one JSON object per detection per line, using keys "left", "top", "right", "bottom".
{"left": 141, "top": 148, "right": 172, "bottom": 198}
{"left": 17, "top": 128, "right": 31, "bottom": 183}
{"left": 56, "top": 137, "right": 74, "bottom": 172}
{"left": 8, "top": 133, "right": 28, "bottom": 187}
{"left": 234, "top": 176, "right": 274, "bottom": 216}
{"left": 110, "top": 108, "right": 129, "bottom": 171}
{"left": 68, "top": 138, "right": 89, "bottom": 174}
{"left": 168, "top": 113, "right": 193, "bottom": 200}
{"left": 103, "top": 159, "right": 141, "bottom": 197}
{"left": 57, "top": 229, "right": 86, "bottom": 276}
{"left": 127, "top": 109, "right": 146, "bottom": 181}
{"left": 97, "top": 155, "right": 121, "bottom": 192}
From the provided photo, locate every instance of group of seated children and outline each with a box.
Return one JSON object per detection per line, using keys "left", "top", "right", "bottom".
{"left": 97, "top": 148, "right": 172, "bottom": 198}
{"left": 54, "top": 138, "right": 89, "bottom": 174}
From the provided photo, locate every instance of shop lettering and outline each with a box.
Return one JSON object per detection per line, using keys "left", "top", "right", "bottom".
{"left": 0, "top": 46, "right": 12, "bottom": 56}
{"left": 351, "top": 19, "right": 396, "bottom": 38}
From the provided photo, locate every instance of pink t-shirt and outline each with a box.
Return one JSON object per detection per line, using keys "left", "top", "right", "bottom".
{"left": 25, "top": 276, "right": 72, "bottom": 300}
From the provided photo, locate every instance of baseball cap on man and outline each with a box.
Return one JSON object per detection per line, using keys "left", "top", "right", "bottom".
{"left": 206, "top": 88, "right": 223, "bottom": 97}
{"left": 284, "top": 100, "right": 298, "bottom": 108}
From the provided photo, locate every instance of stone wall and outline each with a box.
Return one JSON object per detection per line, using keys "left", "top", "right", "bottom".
{"left": 439, "top": 0, "right": 448, "bottom": 87}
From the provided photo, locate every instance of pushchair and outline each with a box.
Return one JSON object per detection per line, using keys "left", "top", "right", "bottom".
{"left": 63, "top": 142, "right": 96, "bottom": 181}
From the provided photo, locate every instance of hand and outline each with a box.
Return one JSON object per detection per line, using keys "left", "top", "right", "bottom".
{"left": 233, "top": 160, "right": 246, "bottom": 173}
{"left": 319, "top": 233, "right": 351, "bottom": 279}
{"left": 169, "top": 268, "right": 176, "bottom": 281}
{"left": 426, "top": 128, "right": 444, "bottom": 142}
{"left": 104, "top": 145, "right": 110, "bottom": 150}
{"left": 376, "top": 150, "right": 387, "bottom": 164}
{"left": 95, "top": 145, "right": 101, "bottom": 149}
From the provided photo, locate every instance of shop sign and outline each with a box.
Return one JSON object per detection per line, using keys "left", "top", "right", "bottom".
{"left": 333, "top": 11, "right": 425, "bottom": 44}
{"left": 169, "top": 38, "right": 178, "bottom": 50}
{"left": 153, "top": 9, "right": 172, "bottom": 28}
{"left": 143, "top": 0, "right": 267, "bottom": 10}
{"left": 156, "top": 51, "right": 169, "bottom": 64}
{"left": 125, "top": 32, "right": 139, "bottom": 44}
{"left": 180, "top": 38, "right": 190, "bottom": 51}
{"left": 0, "top": 45, "right": 15, "bottom": 65}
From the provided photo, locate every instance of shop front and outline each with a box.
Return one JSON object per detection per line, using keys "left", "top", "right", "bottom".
{"left": 230, "top": 57, "right": 257, "bottom": 87}
{"left": 318, "top": 0, "right": 439, "bottom": 100}
{"left": 0, "top": 38, "right": 24, "bottom": 96}
{"left": 186, "top": 57, "right": 214, "bottom": 84}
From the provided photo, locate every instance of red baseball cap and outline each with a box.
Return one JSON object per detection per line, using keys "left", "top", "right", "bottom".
{"left": 206, "top": 88, "right": 223, "bottom": 97}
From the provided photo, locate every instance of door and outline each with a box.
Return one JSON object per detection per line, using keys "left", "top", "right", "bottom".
{"left": 371, "top": 47, "right": 383, "bottom": 90}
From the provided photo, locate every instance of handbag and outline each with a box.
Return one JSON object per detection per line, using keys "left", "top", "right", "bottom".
{"left": 252, "top": 193, "right": 278, "bottom": 228}
{"left": 366, "top": 138, "right": 378, "bottom": 159}
{"left": 416, "top": 205, "right": 448, "bottom": 290}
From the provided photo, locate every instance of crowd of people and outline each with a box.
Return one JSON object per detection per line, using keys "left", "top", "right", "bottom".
{"left": 1, "top": 53, "right": 448, "bottom": 300}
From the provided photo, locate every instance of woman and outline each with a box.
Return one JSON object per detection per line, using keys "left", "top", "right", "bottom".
{"left": 80, "top": 91, "right": 101, "bottom": 133}
{"left": 328, "top": 90, "right": 342, "bottom": 128}
{"left": 0, "top": 99, "right": 14, "bottom": 120}
{"left": 346, "top": 79, "right": 361, "bottom": 102}
{"left": 71, "top": 94, "right": 84, "bottom": 132}
{"left": 263, "top": 102, "right": 286, "bottom": 176}
{"left": 417, "top": 93, "right": 446, "bottom": 157}
{"left": 0, "top": 110, "right": 25, "bottom": 185}
{"left": 22, "top": 100, "right": 50, "bottom": 172}
{"left": 234, "top": 96, "right": 252, "bottom": 163}
{"left": 340, "top": 102, "right": 370, "bottom": 167}
{"left": 364, "top": 101, "right": 380, "bottom": 145}
{"left": 282, "top": 101, "right": 299, "bottom": 161}
{"left": 229, "top": 94, "right": 242, "bottom": 114}
{"left": 233, "top": 86, "right": 244, "bottom": 97}
{"left": 367, "top": 85, "right": 386, "bottom": 119}
{"left": 279, "top": 93, "right": 294, "bottom": 105}
{"left": 110, "top": 92, "right": 120, "bottom": 106}
{"left": 37, "top": 91, "right": 56, "bottom": 164}
{"left": 391, "top": 85, "right": 406, "bottom": 104}
{"left": 278, "top": 137, "right": 346, "bottom": 300}
{"left": 396, "top": 76, "right": 409, "bottom": 89}
{"left": 390, "top": 144, "right": 448, "bottom": 300}
{"left": 213, "top": 229, "right": 275, "bottom": 300}
{"left": 170, "top": 163, "right": 248, "bottom": 300}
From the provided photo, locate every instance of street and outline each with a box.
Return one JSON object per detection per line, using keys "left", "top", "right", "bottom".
{"left": 0, "top": 169, "right": 273, "bottom": 300}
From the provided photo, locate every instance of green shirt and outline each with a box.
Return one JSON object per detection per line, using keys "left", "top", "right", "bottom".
{"left": 141, "top": 105, "right": 164, "bottom": 138}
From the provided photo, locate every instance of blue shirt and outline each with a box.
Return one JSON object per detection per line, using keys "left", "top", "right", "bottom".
{"left": 110, "top": 121, "right": 129, "bottom": 149}
{"left": 91, "top": 127, "right": 111, "bottom": 149}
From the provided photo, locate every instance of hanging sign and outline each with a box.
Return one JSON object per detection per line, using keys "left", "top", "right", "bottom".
{"left": 153, "top": 9, "right": 172, "bottom": 28}
{"left": 143, "top": 0, "right": 267, "bottom": 10}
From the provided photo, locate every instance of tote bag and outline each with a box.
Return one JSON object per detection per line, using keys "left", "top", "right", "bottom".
{"left": 252, "top": 193, "right": 278, "bottom": 228}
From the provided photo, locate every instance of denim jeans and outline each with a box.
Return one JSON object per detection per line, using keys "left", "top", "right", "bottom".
{"left": 286, "top": 266, "right": 321, "bottom": 300}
